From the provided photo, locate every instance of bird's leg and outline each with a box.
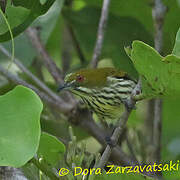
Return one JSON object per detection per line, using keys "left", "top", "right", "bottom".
{"left": 121, "top": 98, "right": 136, "bottom": 111}
{"left": 105, "top": 136, "right": 116, "bottom": 147}
{"left": 105, "top": 125, "right": 127, "bottom": 148}
{"left": 105, "top": 124, "right": 118, "bottom": 148}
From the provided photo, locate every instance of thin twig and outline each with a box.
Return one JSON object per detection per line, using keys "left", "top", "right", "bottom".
{"left": 153, "top": 99, "right": 162, "bottom": 162}
{"left": 125, "top": 130, "right": 138, "bottom": 162}
{"left": 0, "top": 65, "right": 73, "bottom": 114}
{"left": 95, "top": 109, "right": 132, "bottom": 169}
{"left": 152, "top": 0, "right": 166, "bottom": 164}
{"left": 95, "top": 80, "right": 141, "bottom": 169}
{"left": 66, "top": 24, "right": 86, "bottom": 64}
{"left": 79, "top": 109, "right": 157, "bottom": 179}
{"left": 31, "top": 157, "right": 59, "bottom": 180}
{"left": 144, "top": 99, "right": 155, "bottom": 162}
{"left": 90, "top": 0, "right": 111, "bottom": 68}
{"left": 152, "top": 0, "right": 166, "bottom": 53}
{"left": 0, "top": 45, "right": 64, "bottom": 104}
{"left": 0, "top": 62, "right": 156, "bottom": 178}
{"left": 26, "top": 27, "right": 76, "bottom": 103}
{"left": 26, "top": 27, "right": 63, "bottom": 84}
{"left": 61, "top": 25, "right": 72, "bottom": 75}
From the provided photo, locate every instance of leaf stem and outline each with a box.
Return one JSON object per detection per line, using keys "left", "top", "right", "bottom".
{"left": 0, "top": 7, "right": 14, "bottom": 69}
{"left": 31, "top": 157, "right": 59, "bottom": 180}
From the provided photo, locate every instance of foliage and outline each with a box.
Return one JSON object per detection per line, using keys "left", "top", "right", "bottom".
{"left": 0, "top": 85, "right": 42, "bottom": 167}
{"left": 0, "top": 0, "right": 57, "bottom": 42}
{"left": 130, "top": 40, "right": 180, "bottom": 98}
{"left": 37, "top": 132, "right": 65, "bottom": 166}
{"left": 0, "top": 0, "right": 180, "bottom": 179}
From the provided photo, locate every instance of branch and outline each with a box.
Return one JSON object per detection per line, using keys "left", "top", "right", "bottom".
{"left": 125, "top": 130, "right": 138, "bottom": 162}
{"left": 0, "top": 45, "right": 64, "bottom": 104}
{"left": 94, "top": 81, "right": 141, "bottom": 168}
{"left": 152, "top": 0, "right": 166, "bottom": 164}
{"left": 26, "top": 27, "right": 63, "bottom": 84}
{"left": 153, "top": 99, "right": 162, "bottom": 162}
{"left": 144, "top": 99, "right": 155, "bottom": 162}
{"left": 0, "top": 65, "right": 73, "bottom": 114}
{"left": 66, "top": 24, "right": 86, "bottom": 64}
{"left": 95, "top": 108, "right": 132, "bottom": 169}
{"left": 0, "top": 167, "right": 27, "bottom": 180}
{"left": 0, "top": 62, "right": 156, "bottom": 178}
{"left": 61, "top": 25, "right": 72, "bottom": 75}
{"left": 78, "top": 109, "right": 157, "bottom": 179}
{"left": 90, "top": 0, "right": 111, "bottom": 68}
{"left": 152, "top": 0, "right": 167, "bottom": 53}
{"left": 26, "top": 27, "right": 76, "bottom": 103}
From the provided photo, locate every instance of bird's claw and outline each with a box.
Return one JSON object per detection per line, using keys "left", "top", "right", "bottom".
{"left": 121, "top": 98, "right": 136, "bottom": 111}
{"left": 105, "top": 136, "right": 116, "bottom": 148}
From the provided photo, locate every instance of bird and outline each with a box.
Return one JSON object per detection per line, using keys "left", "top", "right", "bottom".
{"left": 58, "top": 67, "right": 137, "bottom": 122}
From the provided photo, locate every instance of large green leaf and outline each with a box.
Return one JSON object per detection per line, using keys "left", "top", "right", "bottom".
{"left": 172, "top": 28, "right": 180, "bottom": 57}
{"left": 32, "top": 0, "right": 64, "bottom": 44}
{"left": 63, "top": 7, "right": 153, "bottom": 78}
{"left": 77, "top": 0, "right": 180, "bottom": 55}
{"left": 37, "top": 132, "right": 65, "bottom": 166}
{"left": 1, "top": 33, "right": 36, "bottom": 67}
{"left": 161, "top": 28, "right": 180, "bottom": 160}
{"left": 0, "top": 0, "right": 57, "bottom": 42}
{"left": 0, "top": 85, "right": 43, "bottom": 167}
{"left": 0, "top": 0, "right": 64, "bottom": 67}
{"left": 131, "top": 40, "right": 180, "bottom": 98}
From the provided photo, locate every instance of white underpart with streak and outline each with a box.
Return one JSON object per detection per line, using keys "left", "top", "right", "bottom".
{"left": 71, "top": 77, "right": 136, "bottom": 120}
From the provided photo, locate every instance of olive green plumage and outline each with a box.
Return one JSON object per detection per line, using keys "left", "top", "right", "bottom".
{"left": 59, "top": 68, "right": 136, "bottom": 121}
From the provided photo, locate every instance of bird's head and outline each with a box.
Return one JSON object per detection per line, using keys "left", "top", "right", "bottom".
{"left": 57, "top": 67, "right": 128, "bottom": 92}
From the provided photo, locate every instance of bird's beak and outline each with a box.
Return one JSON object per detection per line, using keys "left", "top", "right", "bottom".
{"left": 57, "top": 81, "right": 75, "bottom": 92}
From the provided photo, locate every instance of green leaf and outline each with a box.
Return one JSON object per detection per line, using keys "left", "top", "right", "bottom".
{"left": 0, "top": 85, "right": 43, "bottom": 167}
{"left": 13, "top": 0, "right": 56, "bottom": 16}
{"left": 0, "top": 0, "right": 56, "bottom": 42}
{"left": 32, "top": 0, "right": 64, "bottom": 44}
{"left": 131, "top": 40, "right": 180, "bottom": 98}
{"left": 1, "top": 33, "right": 36, "bottom": 67}
{"left": 178, "top": 0, "right": 180, "bottom": 7}
{"left": 79, "top": 0, "right": 180, "bottom": 55}
{"left": 37, "top": 132, "right": 65, "bottom": 166}
{"left": 45, "top": 15, "right": 64, "bottom": 64}
{"left": 0, "top": 0, "right": 7, "bottom": 13}
{"left": 0, "top": 0, "right": 64, "bottom": 68}
{"left": 63, "top": 7, "right": 153, "bottom": 78}
{"left": 40, "top": 0, "right": 48, "bottom": 5}
{"left": 131, "top": 41, "right": 167, "bottom": 97}
{"left": 172, "top": 28, "right": 180, "bottom": 57}
{"left": 0, "top": 0, "right": 64, "bottom": 67}
{"left": 162, "top": 54, "right": 180, "bottom": 95}
{"left": 0, "top": 3, "right": 30, "bottom": 35}
{"left": 162, "top": 97, "right": 180, "bottom": 148}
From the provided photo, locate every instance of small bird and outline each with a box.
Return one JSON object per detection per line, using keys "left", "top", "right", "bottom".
{"left": 58, "top": 68, "right": 137, "bottom": 122}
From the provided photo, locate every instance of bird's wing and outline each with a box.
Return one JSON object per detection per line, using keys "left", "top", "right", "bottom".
{"left": 107, "top": 76, "right": 125, "bottom": 85}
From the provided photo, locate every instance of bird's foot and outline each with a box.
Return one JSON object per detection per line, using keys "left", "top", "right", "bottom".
{"left": 121, "top": 98, "right": 136, "bottom": 111}
{"left": 105, "top": 136, "right": 116, "bottom": 148}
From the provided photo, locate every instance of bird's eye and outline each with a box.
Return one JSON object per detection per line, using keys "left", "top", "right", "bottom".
{"left": 76, "top": 75, "right": 84, "bottom": 82}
